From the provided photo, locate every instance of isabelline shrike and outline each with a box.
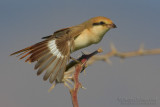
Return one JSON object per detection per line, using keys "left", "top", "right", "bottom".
{"left": 11, "top": 16, "right": 117, "bottom": 83}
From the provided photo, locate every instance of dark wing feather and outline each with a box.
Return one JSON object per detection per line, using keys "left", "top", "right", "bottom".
{"left": 42, "top": 27, "right": 70, "bottom": 39}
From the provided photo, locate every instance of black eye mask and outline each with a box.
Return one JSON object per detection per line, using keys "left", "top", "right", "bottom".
{"left": 93, "top": 21, "right": 105, "bottom": 26}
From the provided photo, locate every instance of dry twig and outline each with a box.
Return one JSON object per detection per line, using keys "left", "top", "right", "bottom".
{"left": 66, "top": 43, "right": 160, "bottom": 73}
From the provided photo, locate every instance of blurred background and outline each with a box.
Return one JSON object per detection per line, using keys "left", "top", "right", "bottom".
{"left": 0, "top": 0, "right": 160, "bottom": 107}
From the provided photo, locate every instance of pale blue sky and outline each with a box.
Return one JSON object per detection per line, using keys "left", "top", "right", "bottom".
{"left": 0, "top": 0, "right": 160, "bottom": 107}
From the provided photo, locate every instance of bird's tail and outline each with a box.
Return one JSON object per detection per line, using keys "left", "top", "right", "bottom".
{"left": 10, "top": 40, "right": 49, "bottom": 63}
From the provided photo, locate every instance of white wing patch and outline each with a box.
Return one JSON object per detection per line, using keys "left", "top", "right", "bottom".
{"left": 48, "top": 40, "right": 63, "bottom": 58}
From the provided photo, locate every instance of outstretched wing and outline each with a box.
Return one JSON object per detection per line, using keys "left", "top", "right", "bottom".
{"left": 10, "top": 25, "right": 84, "bottom": 83}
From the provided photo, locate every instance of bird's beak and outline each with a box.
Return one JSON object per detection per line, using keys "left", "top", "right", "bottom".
{"left": 111, "top": 23, "right": 117, "bottom": 28}
{"left": 106, "top": 23, "right": 117, "bottom": 28}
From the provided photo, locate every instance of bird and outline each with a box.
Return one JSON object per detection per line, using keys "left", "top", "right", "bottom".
{"left": 10, "top": 16, "right": 117, "bottom": 83}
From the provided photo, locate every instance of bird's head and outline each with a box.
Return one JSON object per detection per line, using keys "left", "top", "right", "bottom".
{"left": 88, "top": 16, "right": 116, "bottom": 29}
{"left": 83, "top": 16, "right": 117, "bottom": 42}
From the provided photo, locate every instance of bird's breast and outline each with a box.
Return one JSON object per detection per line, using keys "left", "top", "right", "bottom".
{"left": 72, "top": 27, "right": 109, "bottom": 52}
{"left": 72, "top": 29, "right": 92, "bottom": 52}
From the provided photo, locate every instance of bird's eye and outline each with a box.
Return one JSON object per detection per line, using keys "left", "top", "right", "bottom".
{"left": 99, "top": 21, "right": 105, "bottom": 25}
{"left": 93, "top": 21, "right": 106, "bottom": 26}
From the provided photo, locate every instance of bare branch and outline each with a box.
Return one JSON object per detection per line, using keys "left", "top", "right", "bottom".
{"left": 66, "top": 44, "right": 160, "bottom": 74}
{"left": 70, "top": 64, "right": 82, "bottom": 107}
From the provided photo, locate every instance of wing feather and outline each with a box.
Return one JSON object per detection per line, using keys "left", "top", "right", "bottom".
{"left": 49, "top": 58, "right": 66, "bottom": 83}
{"left": 43, "top": 57, "right": 63, "bottom": 81}
{"left": 10, "top": 25, "right": 85, "bottom": 83}
{"left": 43, "top": 42, "right": 66, "bottom": 81}
{"left": 56, "top": 57, "right": 67, "bottom": 82}
{"left": 36, "top": 54, "right": 56, "bottom": 75}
